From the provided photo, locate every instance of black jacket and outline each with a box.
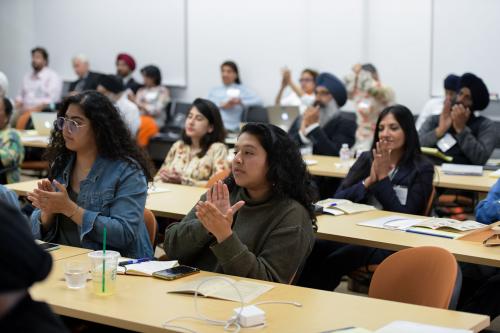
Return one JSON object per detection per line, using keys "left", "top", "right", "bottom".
{"left": 288, "top": 113, "right": 356, "bottom": 156}
{"left": 125, "top": 77, "right": 142, "bottom": 94}
{"left": 68, "top": 71, "right": 102, "bottom": 92}
{"left": 335, "top": 151, "right": 435, "bottom": 215}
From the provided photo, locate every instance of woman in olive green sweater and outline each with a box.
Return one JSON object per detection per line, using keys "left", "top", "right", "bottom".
{"left": 164, "top": 123, "right": 316, "bottom": 283}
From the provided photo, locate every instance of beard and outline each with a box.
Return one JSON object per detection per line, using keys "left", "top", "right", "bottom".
{"left": 31, "top": 61, "right": 43, "bottom": 72}
{"left": 314, "top": 100, "right": 326, "bottom": 108}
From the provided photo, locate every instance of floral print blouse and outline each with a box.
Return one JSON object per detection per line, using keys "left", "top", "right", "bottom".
{"left": 154, "top": 140, "right": 229, "bottom": 187}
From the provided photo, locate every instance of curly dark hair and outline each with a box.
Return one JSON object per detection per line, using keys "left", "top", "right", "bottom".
{"left": 225, "top": 123, "right": 317, "bottom": 228}
{"left": 181, "top": 98, "right": 226, "bottom": 158}
{"left": 44, "top": 91, "right": 154, "bottom": 180}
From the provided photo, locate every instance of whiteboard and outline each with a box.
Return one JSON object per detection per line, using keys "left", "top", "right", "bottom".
{"left": 33, "top": 0, "right": 186, "bottom": 86}
{"left": 431, "top": 0, "right": 500, "bottom": 96}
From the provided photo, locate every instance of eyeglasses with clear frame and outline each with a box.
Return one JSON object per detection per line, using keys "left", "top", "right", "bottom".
{"left": 55, "top": 117, "right": 86, "bottom": 134}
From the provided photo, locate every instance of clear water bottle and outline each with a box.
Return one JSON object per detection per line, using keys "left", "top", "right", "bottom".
{"left": 339, "top": 143, "right": 350, "bottom": 168}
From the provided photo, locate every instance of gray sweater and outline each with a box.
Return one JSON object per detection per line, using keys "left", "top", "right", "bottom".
{"left": 163, "top": 187, "right": 315, "bottom": 283}
{"left": 418, "top": 114, "right": 497, "bottom": 165}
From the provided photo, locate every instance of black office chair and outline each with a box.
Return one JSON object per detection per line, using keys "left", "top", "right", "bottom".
{"left": 148, "top": 100, "right": 192, "bottom": 167}
{"left": 241, "top": 106, "right": 269, "bottom": 123}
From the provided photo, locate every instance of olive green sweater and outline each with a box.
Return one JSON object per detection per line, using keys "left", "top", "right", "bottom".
{"left": 164, "top": 187, "right": 315, "bottom": 283}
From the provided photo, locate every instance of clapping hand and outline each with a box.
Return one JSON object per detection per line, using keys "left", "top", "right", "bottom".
{"left": 372, "top": 140, "right": 394, "bottom": 181}
{"left": 451, "top": 104, "right": 471, "bottom": 134}
{"left": 158, "top": 169, "right": 182, "bottom": 184}
{"left": 196, "top": 181, "right": 245, "bottom": 243}
{"left": 28, "top": 180, "right": 75, "bottom": 217}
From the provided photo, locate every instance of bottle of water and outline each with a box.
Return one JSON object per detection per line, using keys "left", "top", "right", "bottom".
{"left": 339, "top": 143, "right": 350, "bottom": 168}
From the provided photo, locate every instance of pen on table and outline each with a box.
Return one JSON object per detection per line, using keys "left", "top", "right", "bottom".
{"left": 118, "top": 258, "right": 154, "bottom": 266}
{"left": 405, "top": 229, "right": 454, "bottom": 239}
{"left": 328, "top": 203, "right": 338, "bottom": 207}
{"left": 319, "top": 327, "right": 355, "bottom": 333}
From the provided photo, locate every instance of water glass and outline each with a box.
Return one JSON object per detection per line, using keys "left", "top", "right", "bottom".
{"left": 64, "top": 261, "right": 88, "bottom": 289}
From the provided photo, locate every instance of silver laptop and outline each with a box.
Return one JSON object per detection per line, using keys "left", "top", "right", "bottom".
{"left": 31, "top": 112, "right": 57, "bottom": 135}
{"left": 267, "top": 106, "right": 300, "bottom": 131}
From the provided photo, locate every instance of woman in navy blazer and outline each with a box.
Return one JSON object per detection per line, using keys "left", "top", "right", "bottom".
{"left": 299, "top": 104, "right": 435, "bottom": 291}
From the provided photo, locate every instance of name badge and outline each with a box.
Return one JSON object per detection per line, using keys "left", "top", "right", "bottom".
{"left": 393, "top": 185, "right": 408, "bottom": 205}
{"left": 437, "top": 133, "right": 457, "bottom": 152}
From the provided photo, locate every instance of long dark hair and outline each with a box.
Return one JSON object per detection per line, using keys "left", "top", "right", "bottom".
{"left": 225, "top": 123, "right": 317, "bottom": 227}
{"left": 181, "top": 98, "right": 226, "bottom": 158}
{"left": 340, "top": 104, "right": 423, "bottom": 188}
{"left": 140, "top": 65, "right": 162, "bottom": 86}
{"left": 44, "top": 91, "right": 154, "bottom": 180}
{"left": 372, "top": 104, "right": 421, "bottom": 165}
{"left": 221, "top": 60, "right": 241, "bottom": 84}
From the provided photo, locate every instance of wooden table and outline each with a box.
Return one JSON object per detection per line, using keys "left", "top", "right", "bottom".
{"left": 305, "top": 155, "right": 496, "bottom": 192}
{"left": 146, "top": 183, "right": 206, "bottom": 219}
{"left": 7, "top": 180, "right": 206, "bottom": 219}
{"left": 44, "top": 244, "right": 93, "bottom": 261}
{"left": 31, "top": 254, "right": 489, "bottom": 333}
{"left": 317, "top": 210, "right": 500, "bottom": 267}
{"left": 19, "top": 130, "right": 50, "bottom": 148}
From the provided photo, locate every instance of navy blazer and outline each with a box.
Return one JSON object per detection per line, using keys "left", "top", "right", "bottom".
{"left": 288, "top": 114, "right": 356, "bottom": 156}
{"left": 335, "top": 151, "right": 435, "bottom": 215}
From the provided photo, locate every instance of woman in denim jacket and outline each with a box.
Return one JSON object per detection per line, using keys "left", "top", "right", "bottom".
{"left": 28, "top": 91, "right": 154, "bottom": 258}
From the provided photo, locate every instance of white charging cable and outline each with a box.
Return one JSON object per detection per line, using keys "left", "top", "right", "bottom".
{"left": 162, "top": 277, "right": 302, "bottom": 333}
{"left": 163, "top": 277, "right": 244, "bottom": 333}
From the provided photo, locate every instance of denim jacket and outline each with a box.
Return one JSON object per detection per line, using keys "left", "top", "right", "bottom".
{"left": 476, "top": 178, "right": 500, "bottom": 224}
{"left": 30, "top": 155, "right": 153, "bottom": 258}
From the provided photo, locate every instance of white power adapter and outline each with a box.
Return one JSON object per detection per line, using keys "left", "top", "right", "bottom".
{"left": 232, "top": 305, "right": 266, "bottom": 327}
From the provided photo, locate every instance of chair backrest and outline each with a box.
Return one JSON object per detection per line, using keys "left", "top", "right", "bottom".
{"left": 206, "top": 169, "right": 230, "bottom": 188}
{"left": 137, "top": 115, "right": 159, "bottom": 147}
{"left": 424, "top": 186, "right": 436, "bottom": 216}
{"left": 16, "top": 111, "right": 32, "bottom": 130}
{"left": 241, "top": 106, "right": 269, "bottom": 123}
{"left": 143, "top": 208, "right": 158, "bottom": 249}
{"left": 368, "top": 246, "right": 459, "bottom": 309}
{"left": 165, "top": 100, "right": 191, "bottom": 130}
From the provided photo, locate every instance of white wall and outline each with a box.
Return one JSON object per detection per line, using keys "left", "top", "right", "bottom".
{"left": 33, "top": 0, "right": 187, "bottom": 86}
{"left": 0, "top": 0, "right": 35, "bottom": 98}
{"left": 177, "top": 0, "right": 366, "bottom": 109}
{"left": 431, "top": 0, "right": 500, "bottom": 96}
{"left": 366, "top": 0, "right": 432, "bottom": 115}
{"left": 0, "top": 0, "right": 466, "bottom": 114}
{"left": 174, "top": 0, "right": 433, "bottom": 113}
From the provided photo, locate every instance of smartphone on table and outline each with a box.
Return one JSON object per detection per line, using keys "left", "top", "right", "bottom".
{"left": 153, "top": 265, "right": 200, "bottom": 280}
{"left": 38, "top": 242, "right": 60, "bottom": 251}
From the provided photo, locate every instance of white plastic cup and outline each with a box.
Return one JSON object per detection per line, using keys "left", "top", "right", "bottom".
{"left": 88, "top": 250, "right": 120, "bottom": 296}
{"left": 64, "top": 261, "right": 88, "bottom": 289}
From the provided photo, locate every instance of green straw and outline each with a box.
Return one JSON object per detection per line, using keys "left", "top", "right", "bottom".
{"left": 102, "top": 226, "right": 107, "bottom": 293}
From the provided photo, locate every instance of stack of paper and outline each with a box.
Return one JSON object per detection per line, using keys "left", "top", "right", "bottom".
{"left": 304, "top": 159, "right": 318, "bottom": 166}
{"left": 147, "top": 183, "right": 172, "bottom": 195}
{"left": 375, "top": 321, "right": 472, "bottom": 333}
{"left": 441, "top": 163, "right": 483, "bottom": 176}
{"left": 117, "top": 260, "right": 178, "bottom": 276}
{"left": 421, "top": 147, "right": 453, "bottom": 162}
{"left": 316, "top": 199, "right": 376, "bottom": 216}
{"left": 357, "top": 215, "right": 490, "bottom": 239}
{"left": 168, "top": 278, "right": 274, "bottom": 303}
